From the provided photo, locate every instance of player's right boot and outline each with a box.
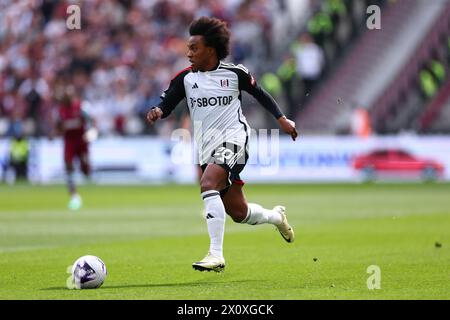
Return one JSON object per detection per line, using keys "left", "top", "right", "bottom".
{"left": 192, "top": 252, "right": 225, "bottom": 272}
{"left": 274, "top": 206, "right": 294, "bottom": 243}
{"left": 68, "top": 194, "right": 82, "bottom": 211}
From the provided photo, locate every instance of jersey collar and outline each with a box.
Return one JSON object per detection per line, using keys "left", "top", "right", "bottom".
{"left": 196, "top": 61, "right": 221, "bottom": 73}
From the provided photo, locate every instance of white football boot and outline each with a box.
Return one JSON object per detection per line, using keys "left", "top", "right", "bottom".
{"left": 274, "top": 206, "right": 294, "bottom": 243}
{"left": 68, "top": 194, "right": 82, "bottom": 211}
{"left": 192, "top": 252, "right": 225, "bottom": 272}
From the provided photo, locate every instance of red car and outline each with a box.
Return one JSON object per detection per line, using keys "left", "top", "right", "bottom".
{"left": 352, "top": 149, "right": 444, "bottom": 181}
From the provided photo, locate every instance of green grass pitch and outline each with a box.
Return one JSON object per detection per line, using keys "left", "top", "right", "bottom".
{"left": 0, "top": 183, "right": 449, "bottom": 299}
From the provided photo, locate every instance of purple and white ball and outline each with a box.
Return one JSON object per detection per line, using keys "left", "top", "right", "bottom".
{"left": 71, "top": 255, "right": 107, "bottom": 289}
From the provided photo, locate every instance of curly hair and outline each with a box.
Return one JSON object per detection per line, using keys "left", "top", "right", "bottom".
{"left": 189, "top": 17, "right": 230, "bottom": 61}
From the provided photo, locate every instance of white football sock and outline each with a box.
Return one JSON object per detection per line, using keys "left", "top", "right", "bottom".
{"left": 242, "top": 203, "right": 282, "bottom": 225}
{"left": 201, "top": 190, "right": 226, "bottom": 259}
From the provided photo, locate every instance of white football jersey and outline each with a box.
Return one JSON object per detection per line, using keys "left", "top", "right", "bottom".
{"left": 158, "top": 62, "right": 283, "bottom": 165}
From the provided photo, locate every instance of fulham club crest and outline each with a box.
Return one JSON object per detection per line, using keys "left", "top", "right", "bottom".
{"left": 220, "top": 79, "right": 229, "bottom": 87}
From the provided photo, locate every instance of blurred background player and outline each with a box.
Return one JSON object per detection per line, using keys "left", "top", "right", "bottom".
{"left": 53, "top": 85, "right": 96, "bottom": 210}
{"left": 147, "top": 17, "right": 297, "bottom": 272}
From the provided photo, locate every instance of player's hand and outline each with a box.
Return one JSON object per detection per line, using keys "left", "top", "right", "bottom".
{"left": 278, "top": 116, "right": 298, "bottom": 141}
{"left": 146, "top": 107, "right": 163, "bottom": 125}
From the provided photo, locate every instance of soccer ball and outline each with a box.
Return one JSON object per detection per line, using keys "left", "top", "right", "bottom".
{"left": 71, "top": 255, "right": 107, "bottom": 289}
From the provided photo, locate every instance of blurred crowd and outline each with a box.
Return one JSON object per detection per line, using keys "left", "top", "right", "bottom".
{"left": 1, "top": 0, "right": 383, "bottom": 139}
{"left": 0, "top": 0, "right": 279, "bottom": 138}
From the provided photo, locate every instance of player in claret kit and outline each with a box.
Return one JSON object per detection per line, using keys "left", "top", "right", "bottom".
{"left": 147, "top": 17, "right": 298, "bottom": 272}
{"left": 53, "top": 86, "right": 96, "bottom": 210}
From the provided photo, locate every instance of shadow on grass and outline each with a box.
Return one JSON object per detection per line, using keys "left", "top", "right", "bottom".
{"left": 42, "top": 279, "right": 265, "bottom": 291}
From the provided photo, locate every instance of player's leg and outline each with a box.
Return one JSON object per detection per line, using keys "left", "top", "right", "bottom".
{"left": 65, "top": 142, "right": 82, "bottom": 210}
{"left": 193, "top": 164, "right": 228, "bottom": 272}
{"left": 79, "top": 142, "right": 91, "bottom": 179}
{"left": 221, "top": 182, "right": 248, "bottom": 222}
{"left": 222, "top": 182, "right": 295, "bottom": 243}
{"left": 64, "top": 143, "right": 76, "bottom": 195}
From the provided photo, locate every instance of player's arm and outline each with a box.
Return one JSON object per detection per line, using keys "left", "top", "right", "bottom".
{"left": 147, "top": 69, "right": 188, "bottom": 125}
{"left": 81, "top": 107, "right": 93, "bottom": 127}
{"left": 238, "top": 67, "right": 298, "bottom": 141}
{"left": 81, "top": 106, "right": 98, "bottom": 142}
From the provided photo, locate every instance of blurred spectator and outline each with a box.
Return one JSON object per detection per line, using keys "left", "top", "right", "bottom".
{"left": 351, "top": 107, "right": 372, "bottom": 138}
{"left": 324, "top": 0, "right": 347, "bottom": 27}
{"left": 323, "top": 0, "right": 349, "bottom": 52}
{"left": 276, "top": 55, "right": 298, "bottom": 119}
{"left": 259, "top": 71, "right": 283, "bottom": 127}
{"left": 419, "top": 68, "right": 437, "bottom": 100}
{"left": 260, "top": 72, "right": 282, "bottom": 99}
{"left": 430, "top": 60, "right": 446, "bottom": 85}
{"left": 419, "top": 59, "right": 446, "bottom": 100}
{"left": 307, "top": 10, "right": 333, "bottom": 48}
{"left": 447, "top": 36, "right": 450, "bottom": 64}
{"left": 292, "top": 33, "right": 325, "bottom": 107}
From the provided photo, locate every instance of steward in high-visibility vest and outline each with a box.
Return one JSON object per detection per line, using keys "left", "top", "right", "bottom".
{"left": 9, "top": 135, "right": 29, "bottom": 180}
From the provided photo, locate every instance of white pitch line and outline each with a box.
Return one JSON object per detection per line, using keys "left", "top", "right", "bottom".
{"left": 0, "top": 244, "right": 57, "bottom": 253}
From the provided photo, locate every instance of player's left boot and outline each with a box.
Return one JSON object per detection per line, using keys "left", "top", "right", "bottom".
{"left": 274, "top": 206, "right": 294, "bottom": 243}
{"left": 68, "top": 194, "right": 82, "bottom": 211}
{"left": 192, "top": 252, "right": 225, "bottom": 272}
